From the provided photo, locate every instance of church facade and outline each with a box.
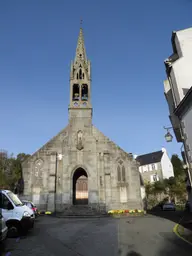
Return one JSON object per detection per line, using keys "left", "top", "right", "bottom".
{"left": 22, "top": 28, "right": 143, "bottom": 213}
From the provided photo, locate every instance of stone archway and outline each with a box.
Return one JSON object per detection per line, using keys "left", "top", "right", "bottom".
{"left": 73, "top": 168, "right": 88, "bottom": 205}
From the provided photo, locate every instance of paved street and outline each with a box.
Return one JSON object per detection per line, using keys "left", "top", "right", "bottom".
{"left": 1, "top": 214, "right": 192, "bottom": 256}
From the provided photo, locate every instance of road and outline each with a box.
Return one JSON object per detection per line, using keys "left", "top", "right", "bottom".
{"left": 1, "top": 214, "right": 192, "bottom": 256}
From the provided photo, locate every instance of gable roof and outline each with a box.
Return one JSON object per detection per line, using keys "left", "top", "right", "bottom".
{"left": 22, "top": 124, "right": 69, "bottom": 166}
{"left": 136, "top": 151, "right": 163, "bottom": 166}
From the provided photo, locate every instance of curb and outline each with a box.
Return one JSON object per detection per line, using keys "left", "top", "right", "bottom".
{"left": 173, "top": 224, "right": 192, "bottom": 246}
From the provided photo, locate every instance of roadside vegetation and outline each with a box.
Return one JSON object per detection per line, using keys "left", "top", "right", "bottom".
{"left": 145, "top": 154, "right": 187, "bottom": 210}
{"left": 0, "top": 150, "right": 30, "bottom": 194}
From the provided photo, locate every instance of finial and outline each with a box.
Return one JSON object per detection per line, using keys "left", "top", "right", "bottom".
{"left": 80, "top": 19, "right": 83, "bottom": 27}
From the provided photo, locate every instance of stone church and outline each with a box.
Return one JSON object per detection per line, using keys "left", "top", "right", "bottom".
{"left": 22, "top": 27, "right": 143, "bottom": 214}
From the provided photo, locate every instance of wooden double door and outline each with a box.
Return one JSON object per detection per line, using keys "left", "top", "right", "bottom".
{"left": 73, "top": 168, "right": 88, "bottom": 205}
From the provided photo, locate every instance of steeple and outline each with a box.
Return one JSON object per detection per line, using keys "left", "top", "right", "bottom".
{"left": 68, "top": 26, "right": 92, "bottom": 121}
{"left": 75, "top": 27, "right": 87, "bottom": 63}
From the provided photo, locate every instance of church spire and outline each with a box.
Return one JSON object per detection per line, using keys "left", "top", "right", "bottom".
{"left": 75, "top": 25, "right": 87, "bottom": 62}
{"left": 69, "top": 25, "right": 92, "bottom": 121}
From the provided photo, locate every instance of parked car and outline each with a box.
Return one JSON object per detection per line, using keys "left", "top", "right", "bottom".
{"left": 151, "top": 203, "right": 164, "bottom": 211}
{"left": 185, "top": 201, "right": 191, "bottom": 212}
{"left": 22, "top": 200, "right": 39, "bottom": 218}
{"left": 0, "top": 190, "right": 35, "bottom": 237}
{"left": 0, "top": 212, "right": 8, "bottom": 242}
{"left": 162, "top": 202, "right": 176, "bottom": 211}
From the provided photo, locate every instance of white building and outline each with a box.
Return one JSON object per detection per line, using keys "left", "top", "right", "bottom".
{"left": 164, "top": 27, "right": 192, "bottom": 211}
{"left": 135, "top": 148, "right": 174, "bottom": 184}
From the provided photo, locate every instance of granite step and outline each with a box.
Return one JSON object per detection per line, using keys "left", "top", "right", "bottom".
{"left": 56, "top": 214, "right": 109, "bottom": 218}
{"left": 57, "top": 205, "right": 108, "bottom": 217}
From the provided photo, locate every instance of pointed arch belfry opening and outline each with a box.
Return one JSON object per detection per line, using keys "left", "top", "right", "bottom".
{"left": 72, "top": 168, "right": 88, "bottom": 205}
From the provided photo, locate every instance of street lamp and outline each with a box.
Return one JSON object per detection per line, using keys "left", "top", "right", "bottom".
{"left": 165, "top": 131, "right": 173, "bottom": 142}
{"left": 163, "top": 126, "right": 174, "bottom": 142}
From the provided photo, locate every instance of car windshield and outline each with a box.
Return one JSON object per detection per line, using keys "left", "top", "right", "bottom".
{"left": 28, "top": 203, "right": 32, "bottom": 208}
{"left": 7, "top": 192, "right": 23, "bottom": 206}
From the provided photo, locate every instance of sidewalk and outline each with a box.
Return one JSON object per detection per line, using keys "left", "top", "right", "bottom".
{"left": 176, "top": 224, "right": 192, "bottom": 244}
{"left": 180, "top": 212, "right": 192, "bottom": 230}
{"left": 175, "top": 212, "right": 192, "bottom": 244}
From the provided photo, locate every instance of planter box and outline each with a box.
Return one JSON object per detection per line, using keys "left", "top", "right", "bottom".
{"left": 110, "top": 213, "right": 145, "bottom": 217}
{"left": 108, "top": 209, "right": 146, "bottom": 217}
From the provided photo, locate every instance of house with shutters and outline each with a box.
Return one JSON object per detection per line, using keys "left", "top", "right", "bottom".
{"left": 135, "top": 148, "right": 174, "bottom": 184}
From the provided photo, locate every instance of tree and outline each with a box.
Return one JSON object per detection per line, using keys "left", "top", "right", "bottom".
{"left": 153, "top": 181, "right": 165, "bottom": 194}
{"left": 145, "top": 174, "right": 186, "bottom": 207}
{"left": 171, "top": 154, "right": 184, "bottom": 178}
{"left": 0, "top": 169, "right": 9, "bottom": 188}
{"left": 0, "top": 151, "right": 30, "bottom": 194}
{"left": 0, "top": 151, "right": 12, "bottom": 188}
{"left": 13, "top": 153, "right": 30, "bottom": 194}
{"left": 164, "top": 177, "right": 176, "bottom": 187}
{"left": 170, "top": 175, "right": 186, "bottom": 201}
{"left": 145, "top": 182, "right": 154, "bottom": 198}
{"left": 17, "top": 153, "right": 30, "bottom": 163}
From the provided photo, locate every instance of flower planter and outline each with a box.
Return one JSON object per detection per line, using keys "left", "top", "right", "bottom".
{"left": 108, "top": 209, "right": 146, "bottom": 217}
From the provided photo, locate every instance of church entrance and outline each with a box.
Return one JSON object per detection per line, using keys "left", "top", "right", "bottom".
{"left": 72, "top": 168, "right": 88, "bottom": 205}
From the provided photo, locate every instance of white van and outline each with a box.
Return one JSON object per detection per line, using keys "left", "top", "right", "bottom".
{"left": 0, "top": 212, "right": 8, "bottom": 242}
{"left": 0, "top": 190, "right": 35, "bottom": 237}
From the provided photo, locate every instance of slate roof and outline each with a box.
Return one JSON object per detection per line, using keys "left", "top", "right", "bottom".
{"left": 136, "top": 151, "right": 163, "bottom": 166}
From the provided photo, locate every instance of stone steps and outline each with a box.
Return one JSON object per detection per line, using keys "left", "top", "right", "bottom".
{"left": 57, "top": 205, "right": 108, "bottom": 217}
{"left": 56, "top": 215, "right": 109, "bottom": 218}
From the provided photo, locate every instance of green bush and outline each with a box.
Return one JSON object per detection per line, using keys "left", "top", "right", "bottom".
{"left": 175, "top": 204, "right": 185, "bottom": 211}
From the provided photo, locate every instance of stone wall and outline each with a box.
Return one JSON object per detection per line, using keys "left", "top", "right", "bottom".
{"left": 22, "top": 121, "right": 143, "bottom": 212}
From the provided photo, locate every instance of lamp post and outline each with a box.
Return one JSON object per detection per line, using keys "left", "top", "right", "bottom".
{"left": 163, "top": 126, "right": 174, "bottom": 142}
{"left": 54, "top": 153, "right": 63, "bottom": 215}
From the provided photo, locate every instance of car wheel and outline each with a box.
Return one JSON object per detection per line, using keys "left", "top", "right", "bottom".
{"left": 7, "top": 223, "right": 21, "bottom": 238}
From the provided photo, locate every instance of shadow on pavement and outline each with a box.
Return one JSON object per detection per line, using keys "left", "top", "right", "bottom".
{"left": 0, "top": 238, "right": 16, "bottom": 256}
{"left": 121, "top": 235, "right": 192, "bottom": 256}
{"left": 126, "top": 252, "right": 142, "bottom": 256}
{"left": 158, "top": 234, "right": 192, "bottom": 256}
{"left": 148, "top": 210, "right": 192, "bottom": 230}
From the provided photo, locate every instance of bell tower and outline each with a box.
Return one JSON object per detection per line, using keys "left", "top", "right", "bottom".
{"left": 68, "top": 26, "right": 92, "bottom": 122}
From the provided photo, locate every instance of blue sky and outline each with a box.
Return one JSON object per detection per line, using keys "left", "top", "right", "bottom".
{"left": 1, "top": 0, "right": 192, "bottom": 158}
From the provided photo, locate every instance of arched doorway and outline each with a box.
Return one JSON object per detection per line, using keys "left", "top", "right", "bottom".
{"left": 73, "top": 168, "right": 88, "bottom": 205}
